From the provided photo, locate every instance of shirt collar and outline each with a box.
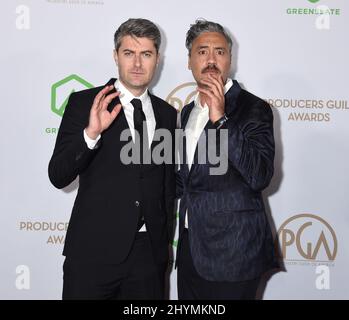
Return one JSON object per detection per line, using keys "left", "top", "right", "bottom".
{"left": 115, "top": 79, "right": 149, "bottom": 106}
{"left": 194, "top": 77, "right": 233, "bottom": 110}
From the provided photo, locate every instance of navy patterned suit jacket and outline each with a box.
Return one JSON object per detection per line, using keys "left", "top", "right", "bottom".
{"left": 176, "top": 80, "right": 278, "bottom": 282}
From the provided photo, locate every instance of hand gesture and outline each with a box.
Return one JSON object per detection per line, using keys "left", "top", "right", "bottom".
{"left": 197, "top": 74, "right": 225, "bottom": 123}
{"left": 85, "top": 85, "right": 122, "bottom": 139}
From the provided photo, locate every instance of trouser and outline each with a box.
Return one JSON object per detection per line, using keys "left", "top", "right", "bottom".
{"left": 177, "top": 229, "right": 260, "bottom": 300}
{"left": 63, "top": 232, "right": 167, "bottom": 300}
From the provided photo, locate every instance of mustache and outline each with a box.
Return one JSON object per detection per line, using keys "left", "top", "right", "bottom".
{"left": 130, "top": 68, "right": 145, "bottom": 73}
{"left": 202, "top": 64, "right": 220, "bottom": 74}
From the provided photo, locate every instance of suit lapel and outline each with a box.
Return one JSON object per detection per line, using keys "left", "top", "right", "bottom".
{"left": 180, "top": 102, "right": 195, "bottom": 179}
{"left": 149, "top": 93, "right": 162, "bottom": 151}
{"left": 224, "top": 80, "right": 242, "bottom": 117}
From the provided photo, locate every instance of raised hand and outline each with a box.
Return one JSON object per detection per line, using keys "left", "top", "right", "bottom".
{"left": 197, "top": 73, "right": 225, "bottom": 123}
{"left": 85, "top": 85, "right": 122, "bottom": 139}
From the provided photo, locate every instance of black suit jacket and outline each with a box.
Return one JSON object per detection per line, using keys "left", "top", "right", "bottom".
{"left": 177, "top": 80, "right": 278, "bottom": 281}
{"left": 48, "top": 78, "right": 177, "bottom": 264}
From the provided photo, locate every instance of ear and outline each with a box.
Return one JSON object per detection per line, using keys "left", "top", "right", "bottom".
{"left": 113, "top": 49, "right": 118, "bottom": 65}
{"left": 188, "top": 56, "right": 191, "bottom": 70}
{"left": 156, "top": 53, "right": 160, "bottom": 66}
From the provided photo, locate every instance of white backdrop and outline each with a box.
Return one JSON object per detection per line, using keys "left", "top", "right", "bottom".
{"left": 1, "top": 0, "right": 348, "bottom": 299}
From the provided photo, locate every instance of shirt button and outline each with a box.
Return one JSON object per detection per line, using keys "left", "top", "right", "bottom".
{"left": 135, "top": 201, "right": 140, "bottom": 207}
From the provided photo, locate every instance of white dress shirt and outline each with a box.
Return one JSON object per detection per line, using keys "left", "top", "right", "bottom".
{"left": 83, "top": 79, "right": 157, "bottom": 232}
{"left": 184, "top": 78, "right": 233, "bottom": 228}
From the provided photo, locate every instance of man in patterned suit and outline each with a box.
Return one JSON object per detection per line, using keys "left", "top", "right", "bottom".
{"left": 176, "top": 19, "right": 278, "bottom": 300}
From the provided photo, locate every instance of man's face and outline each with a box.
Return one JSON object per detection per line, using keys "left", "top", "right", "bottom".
{"left": 188, "top": 32, "right": 231, "bottom": 87}
{"left": 114, "top": 35, "right": 159, "bottom": 95}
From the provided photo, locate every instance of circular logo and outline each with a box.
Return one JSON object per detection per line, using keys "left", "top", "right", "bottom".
{"left": 166, "top": 82, "right": 197, "bottom": 112}
{"left": 278, "top": 213, "right": 337, "bottom": 262}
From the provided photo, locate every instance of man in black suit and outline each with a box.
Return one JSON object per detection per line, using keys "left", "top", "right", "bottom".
{"left": 176, "top": 19, "right": 278, "bottom": 299}
{"left": 48, "top": 18, "right": 177, "bottom": 299}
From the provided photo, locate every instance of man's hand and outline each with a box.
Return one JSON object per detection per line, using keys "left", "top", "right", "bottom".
{"left": 197, "top": 74, "right": 225, "bottom": 123}
{"left": 85, "top": 85, "right": 122, "bottom": 139}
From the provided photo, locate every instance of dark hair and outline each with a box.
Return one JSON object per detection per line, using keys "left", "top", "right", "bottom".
{"left": 185, "top": 19, "right": 233, "bottom": 55}
{"left": 114, "top": 18, "right": 161, "bottom": 53}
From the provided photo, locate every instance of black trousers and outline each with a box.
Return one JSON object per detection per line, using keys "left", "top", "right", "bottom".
{"left": 62, "top": 232, "right": 167, "bottom": 300}
{"left": 177, "top": 229, "right": 260, "bottom": 300}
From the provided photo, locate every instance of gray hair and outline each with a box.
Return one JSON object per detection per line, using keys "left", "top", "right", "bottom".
{"left": 185, "top": 19, "right": 233, "bottom": 55}
{"left": 114, "top": 18, "right": 161, "bottom": 53}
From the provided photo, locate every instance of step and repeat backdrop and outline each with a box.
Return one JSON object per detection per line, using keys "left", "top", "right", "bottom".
{"left": 0, "top": 0, "right": 348, "bottom": 299}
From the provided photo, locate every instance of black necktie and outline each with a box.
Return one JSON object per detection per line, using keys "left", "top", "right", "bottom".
{"left": 132, "top": 98, "right": 145, "bottom": 134}
{"left": 131, "top": 99, "right": 149, "bottom": 156}
{"left": 131, "top": 98, "right": 147, "bottom": 230}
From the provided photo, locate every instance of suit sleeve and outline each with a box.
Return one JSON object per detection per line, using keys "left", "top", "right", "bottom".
{"left": 222, "top": 100, "right": 275, "bottom": 192}
{"left": 175, "top": 105, "right": 190, "bottom": 199}
{"left": 164, "top": 109, "right": 177, "bottom": 244}
{"left": 48, "top": 93, "right": 98, "bottom": 189}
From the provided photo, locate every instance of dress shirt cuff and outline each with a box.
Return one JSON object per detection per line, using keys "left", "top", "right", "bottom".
{"left": 83, "top": 129, "right": 101, "bottom": 150}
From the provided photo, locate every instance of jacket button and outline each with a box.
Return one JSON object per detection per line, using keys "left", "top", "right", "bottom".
{"left": 135, "top": 201, "right": 140, "bottom": 207}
